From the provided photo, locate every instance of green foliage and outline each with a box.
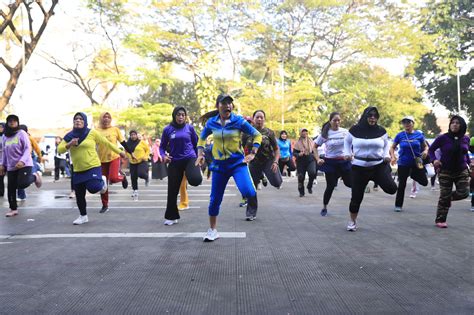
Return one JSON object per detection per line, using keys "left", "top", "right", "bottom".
{"left": 415, "top": 0, "right": 473, "bottom": 134}
{"left": 116, "top": 102, "right": 174, "bottom": 137}
{"left": 421, "top": 111, "right": 442, "bottom": 138}
{"left": 326, "top": 63, "right": 428, "bottom": 137}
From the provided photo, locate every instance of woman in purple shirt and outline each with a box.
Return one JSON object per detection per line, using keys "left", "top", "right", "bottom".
{"left": 428, "top": 115, "right": 471, "bottom": 228}
{"left": 160, "top": 107, "right": 203, "bottom": 225}
{"left": 0, "top": 115, "right": 42, "bottom": 217}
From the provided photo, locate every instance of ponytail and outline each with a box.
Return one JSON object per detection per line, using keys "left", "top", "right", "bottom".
{"left": 199, "top": 109, "right": 219, "bottom": 124}
{"left": 321, "top": 112, "right": 340, "bottom": 139}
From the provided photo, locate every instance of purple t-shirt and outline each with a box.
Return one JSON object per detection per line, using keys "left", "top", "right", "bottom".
{"left": 1, "top": 130, "right": 33, "bottom": 171}
{"left": 428, "top": 134, "right": 470, "bottom": 172}
{"left": 160, "top": 124, "right": 198, "bottom": 162}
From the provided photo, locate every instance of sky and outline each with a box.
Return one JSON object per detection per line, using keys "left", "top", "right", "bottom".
{"left": 0, "top": 1, "right": 452, "bottom": 131}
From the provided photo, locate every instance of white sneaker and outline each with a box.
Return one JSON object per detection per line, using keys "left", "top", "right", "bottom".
{"left": 346, "top": 221, "right": 357, "bottom": 231}
{"left": 431, "top": 186, "right": 436, "bottom": 191}
{"left": 203, "top": 228, "right": 219, "bottom": 242}
{"left": 69, "top": 191, "right": 75, "bottom": 199}
{"left": 100, "top": 176, "right": 108, "bottom": 194}
{"left": 470, "top": 206, "right": 474, "bottom": 212}
{"left": 409, "top": 193, "right": 416, "bottom": 199}
{"left": 257, "top": 183, "right": 262, "bottom": 190}
{"left": 394, "top": 206, "right": 402, "bottom": 212}
{"left": 164, "top": 219, "right": 178, "bottom": 225}
{"left": 131, "top": 190, "right": 138, "bottom": 200}
{"left": 73, "top": 215, "right": 88, "bottom": 225}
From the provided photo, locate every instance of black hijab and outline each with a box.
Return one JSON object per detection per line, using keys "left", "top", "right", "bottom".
{"left": 0, "top": 122, "right": 5, "bottom": 137}
{"left": 170, "top": 106, "right": 187, "bottom": 129}
{"left": 126, "top": 130, "right": 140, "bottom": 153}
{"left": 446, "top": 115, "right": 467, "bottom": 167}
{"left": 349, "top": 106, "right": 386, "bottom": 139}
{"left": 4, "top": 114, "right": 20, "bottom": 137}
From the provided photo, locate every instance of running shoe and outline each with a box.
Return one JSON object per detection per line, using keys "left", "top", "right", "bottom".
{"left": 409, "top": 193, "right": 416, "bottom": 199}
{"left": 394, "top": 206, "right": 402, "bottom": 212}
{"left": 16, "top": 198, "right": 26, "bottom": 202}
{"left": 164, "top": 219, "right": 178, "bottom": 226}
{"left": 203, "top": 228, "right": 219, "bottom": 242}
{"left": 99, "top": 206, "right": 109, "bottom": 214}
{"left": 145, "top": 178, "right": 150, "bottom": 187}
{"left": 178, "top": 206, "right": 190, "bottom": 211}
{"left": 307, "top": 186, "right": 313, "bottom": 194}
{"left": 122, "top": 176, "right": 128, "bottom": 189}
{"left": 100, "top": 176, "right": 108, "bottom": 194}
{"left": 320, "top": 208, "right": 327, "bottom": 216}
{"left": 257, "top": 183, "right": 262, "bottom": 190}
{"left": 131, "top": 190, "right": 138, "bottom": 200}
{"left": 239, "top": 199, "right": 247, "bottom": 207}
{"left": 262, "top": 177, "right": 268, "bottom": 187}
{"left": 299, "top": 193, "right": 304, "bottom": 197}
{"left": 73, "top": 215, "right": 89, "bottom": 225}
{"left": 365, "top": 187, "right": 370, "bottom": 193}
{"left": 5, "top": 210, "right": 18, "bottom": 217}
{"left": 346, "top": 221, "right": 357, "bottom": 231}
{"left": 435, "top": 222, "right": 448, "bottom": 228}
{"left": 431, "top": 186, "right": 436, "bottom": 191}
{"left": 470, "top": 206, "right": 474, "bottom": 212}
{"left": 69, "top": 191, "right": 75, "bottom": 199}
{"left": 245, "top": 216, "right": 256, "bottom": 221}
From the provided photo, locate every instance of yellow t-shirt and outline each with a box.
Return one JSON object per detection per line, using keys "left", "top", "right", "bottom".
{"left": 58, "top": 129, "right": 121, "bottom": 172}
{"left": 96, "top": 126, "right": 124, "bottom": 163}
{"left": 127, "top": 140, "right": 150, "bottom": 164}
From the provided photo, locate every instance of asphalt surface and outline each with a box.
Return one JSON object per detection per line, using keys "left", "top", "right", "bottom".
{"left": 0, "top": 174, "right": 473, "bottom": 314}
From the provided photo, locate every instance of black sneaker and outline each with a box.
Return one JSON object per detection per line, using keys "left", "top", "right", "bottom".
{"left": 239, "top": 199, "right": 247, "bottom": 207}
{"left": 320, "top": 208, "right": 327, "bottom": 216}
{"left": 299, "top": 193, "right": 304, "bottom": 197}
{"left": 307, "top": 187, "right": 313, "bottom": 194}
{"left": 122, "top": 176, "right": 128, "bottom": 189}
{"left": 100, "top": 206, "right": 109, "bottom": 213}
{"left": 245, "top": 216, "right": 256, "bottom": 221}
{"left": 262, "top": 178, "right": 268, "bottom": 187}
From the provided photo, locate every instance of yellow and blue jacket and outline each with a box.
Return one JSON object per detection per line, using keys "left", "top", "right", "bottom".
{"left": 198, "top": 113, "right": 261, "bottom": 169}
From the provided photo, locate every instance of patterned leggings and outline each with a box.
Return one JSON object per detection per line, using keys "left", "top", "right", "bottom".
{"left": 436, "top": 169, "right": 470, "bottom": 223}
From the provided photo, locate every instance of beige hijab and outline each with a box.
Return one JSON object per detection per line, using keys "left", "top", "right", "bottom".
{"left": 294, "top": 131, "right": 313, "bottom": 155}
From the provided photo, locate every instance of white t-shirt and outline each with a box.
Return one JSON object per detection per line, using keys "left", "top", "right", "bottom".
{"left": 314, "top": 128, "right": 348, "bottom": 158}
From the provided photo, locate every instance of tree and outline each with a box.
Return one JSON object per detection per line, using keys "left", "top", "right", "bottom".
{"left": 0, "top": 0, "right": 59, "bottom": 111}
{"left": 326, "top": 63, "right": 428, "bottom": 137}
{"left": 421, "top": 111, "right": 441, "bottom": 138}
{"left": 116, "top": 102, "right": 174, "bottom": 137}
{"left": 415, "top": 0, "right": 473, "bottom": 134}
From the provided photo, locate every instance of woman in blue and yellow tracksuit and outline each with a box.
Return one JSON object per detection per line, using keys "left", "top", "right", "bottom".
{"left": 196, "top": 94, "right": 262, "bottom": 242}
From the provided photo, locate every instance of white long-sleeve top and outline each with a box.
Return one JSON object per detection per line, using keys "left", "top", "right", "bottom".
{"left": 344, "top": 133, "right": 390, "bottom": 167}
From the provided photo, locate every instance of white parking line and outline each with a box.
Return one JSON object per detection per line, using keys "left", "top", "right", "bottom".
{"left": 3, "top": 206, "right": 202, "bottom": 210}
{"left": 0, "top": 232, "right": 246, "bottom": 239}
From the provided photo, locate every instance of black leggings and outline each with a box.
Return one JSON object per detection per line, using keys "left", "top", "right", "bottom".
{"left": 395, "top": 165, "right": 428, "bottom": 207}
{"left": 130, "top": 161, "right": 149, "bottom": 190}
{"left": 7, "top": 167, "right": 36, "bottom": 210}
{"left": 0, "top": 174, "right": 4, "bottom": 197}
{"left": 323, "top": 170, "right": 351, "bottom": 206}
{"left": 54, "top": 157, "right": 66, "bottom": 180}
{"left": 296, "top": 156, "right": 316, "bottom": 195}
{"left": 349, "top": 163, "right": 397, "bottom": 213}
{"left": 74, "top": 178, "right": 103, "bottom": 216}
{"left": 278, "top": 157, "right": 296, "bottom": 176}
{"left": 165, "top": 158, "right": 202, "bottom": 220}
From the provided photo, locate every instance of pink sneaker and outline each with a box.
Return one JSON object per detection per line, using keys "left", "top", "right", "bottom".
{"left": 435, "top": 222, "right": 448, "bottom": 228}
{"left": 5, "top": 210, "right": 18, "bottom": 217}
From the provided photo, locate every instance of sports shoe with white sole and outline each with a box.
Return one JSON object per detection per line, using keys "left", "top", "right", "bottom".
{"left": 164, "top": 219, "right": 178, "bottom": 225}
{"left": 73, "top": 215, "right": 89, "bottom": 225}
{"left": 346, "top": 220, "right": 357, "bottom": 231}
{"left": 394, "top": 206, "right": 402, "bottom": 212}
{"left": 100, "top": 176, "right": 108, "bottom": 194}
{"left": 203, "top": 228, "right": 219, "bottom": 242}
